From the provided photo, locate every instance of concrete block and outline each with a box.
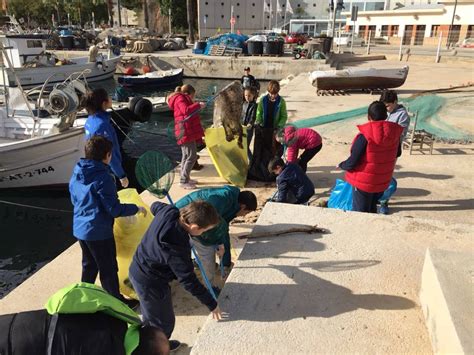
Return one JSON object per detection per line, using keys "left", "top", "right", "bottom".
{"left": 420, "top": 248, "right": 474, "bottom": 354}
{"left": 191, "top": 203, "right": 471, "bottom": 354}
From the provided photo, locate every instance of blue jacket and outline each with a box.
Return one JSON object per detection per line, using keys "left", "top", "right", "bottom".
{"left": 175, "top": 186, "right": 241, "bottom": 246}
{"left": 69, "top": 159, "right": 138, "bottom": 241}
{"left": 275, "top": 163, "right": 315, "bottom": 204}
{"left": 85, "top": 111, "right": 126, "bottom": 179}
{"left": 129, "top": 202, "right": 217, "bottom": 311}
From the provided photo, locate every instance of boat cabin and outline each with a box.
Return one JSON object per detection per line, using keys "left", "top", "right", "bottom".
{"left": 0, "top": 34, "right": 50, "bottom": 68}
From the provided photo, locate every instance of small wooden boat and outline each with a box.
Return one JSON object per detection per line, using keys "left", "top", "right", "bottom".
{"left": 118, "top": 68, "right": 183, "bottom": 88}
{"left": 309, "top": 66, "right": 409, "bottom": 94}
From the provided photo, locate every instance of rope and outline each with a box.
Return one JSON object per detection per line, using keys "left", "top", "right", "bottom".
{"left": 0, "top": 199, "right": 72, "bottom": 213}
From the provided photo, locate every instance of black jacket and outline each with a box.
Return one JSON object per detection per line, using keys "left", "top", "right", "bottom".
{"left": 275, "top": 163, "right": 315, "bottom": 204}
{"left": 241, "top": 74, "right": 260, "bottom": 90}
{"left": 0, "top": 309, "right": 127, "bottom": 355}
{"left": 241, "top": 101, "right": 257, "bottom": 126}
{"left": 129, "top": 202, "right": 217, "bottom": 311}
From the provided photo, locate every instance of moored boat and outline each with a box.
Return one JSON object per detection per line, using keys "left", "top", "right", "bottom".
{"left": 309, "top": 66, "right": 409, "bottom": 93}
{"left": 118, "top": 68, "right": 183, "bottom": 88}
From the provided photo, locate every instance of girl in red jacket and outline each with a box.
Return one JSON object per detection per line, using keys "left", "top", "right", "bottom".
{"left": 277, "top": 126, "right": 323, "bottom": 172}
{"left": 168, "top": 85, "right": 205, "bottom": 189}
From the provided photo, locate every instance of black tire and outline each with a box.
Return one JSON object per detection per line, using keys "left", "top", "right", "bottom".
{"left": 128, "top": 96, "right": 141, "bottom": 113}
{"left": 133, "top": 98, "right": 153, "bottom": 123}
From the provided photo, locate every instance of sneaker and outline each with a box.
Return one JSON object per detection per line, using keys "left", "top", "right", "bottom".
{"left": 192, "top": 163, "right": 204, "bottom": 171}
{"left": 179, "top": 182, "right": 196, "bottom": 190}
{"left": 169, "top": 340, "right": 182, "bottom": 352}
{"left": 379, "top": 203, "right": 390, "bottom": 215}
{"left": 188, "top": 179, "right": 198, "bottom": 184}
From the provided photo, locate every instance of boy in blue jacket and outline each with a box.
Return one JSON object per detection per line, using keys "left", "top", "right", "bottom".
{"left": 129, "top": 200, "right": 222, "bottom": 351}
{"left": 268, "top": 157, "right": 315, "bottom": 204}
{"left": 175, "top": 186, "right": 257, "bottom": 284}
{"left": 84, "top": 88, "right": 129, "bottom": 188}
{"left": 69, "top": 136, "right": 146, "bottom": 302}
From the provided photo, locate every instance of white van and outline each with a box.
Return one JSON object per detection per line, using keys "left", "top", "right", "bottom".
{"left": 334, "top": 33, "right": 366, "bottom": 47}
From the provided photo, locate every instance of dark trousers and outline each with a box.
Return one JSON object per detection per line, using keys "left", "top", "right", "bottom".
{"left": 298, "top": 144, "right": 323, "bottom": 172}
{"left": 78, "top": 238, "right": 121, "bottom": 299}
{"left": 352, "top": 187, "right": 383, "bottom": 213}
{"left": 129, "top": 275, "right": 175, "bottom": 339}
{"left": 222, "top": 232, "right": 232, "bottom": 267}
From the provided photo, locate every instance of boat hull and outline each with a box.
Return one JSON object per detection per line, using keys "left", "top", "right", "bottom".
{"left": 0, "top": 127, "right": 85, "bottom": 189}
{"left": 0, "top": 56, "right": 121, "bottom": 88}
{"left": 118, "top": 69, "right": 183, "bottom": 88}
{"left": 311, "top": 67, "right": 409, "bottom": 91}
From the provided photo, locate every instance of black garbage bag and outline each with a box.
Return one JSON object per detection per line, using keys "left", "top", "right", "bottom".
{"left": 247, "top": 126, "right": 280, "bottom": 182}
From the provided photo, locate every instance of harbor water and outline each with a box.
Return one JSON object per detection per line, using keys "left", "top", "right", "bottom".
{"left": 0, "top": 77, "right": 245, "bottom": 298}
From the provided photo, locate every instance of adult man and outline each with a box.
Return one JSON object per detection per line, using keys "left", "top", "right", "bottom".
{"left": 175, "top": 186, "right": 258, "bottom": 284}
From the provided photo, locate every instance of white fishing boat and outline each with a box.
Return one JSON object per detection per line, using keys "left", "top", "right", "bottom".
{"left": 0, "top": 70, "right": 88, "bottom": 189}
{"left": 309, "top": 66, "right": 409, "bottom": 94}
{"left": 0, "top": 33, "right": 120, "bottom": 88}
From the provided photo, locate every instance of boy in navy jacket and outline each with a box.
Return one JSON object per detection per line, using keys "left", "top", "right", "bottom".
{"left": 268, "top": 157, "right": 315, "bottom": 204}
{"left": 69, "top": 136, "right": 145, "bottom": 301}
{"left": 129, "top": 200, "right": 222, "bottom": 351}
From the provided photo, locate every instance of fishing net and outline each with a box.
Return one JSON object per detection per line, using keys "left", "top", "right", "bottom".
{"left": 135, "top": 151, "right": 175, "bottom": 198}
{"left": 292, "top": 94, "right": 474, "bottom": 143}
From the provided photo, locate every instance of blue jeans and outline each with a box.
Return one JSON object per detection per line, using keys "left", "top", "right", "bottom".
{"left": 79, "top": 238, "right": 120, "bottom": 299}
{"left": 378, "top": 177, "right": 398, "bottom": 204}
{"left": 130, "top": 274, "right": 175, "bottom": 339}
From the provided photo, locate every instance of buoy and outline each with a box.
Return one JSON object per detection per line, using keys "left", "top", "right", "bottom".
{"left": 124, "top": 67, "right": 135, "bottom": 75}
{"left": 142, "top": 65, "right": 151, "bottom": 74}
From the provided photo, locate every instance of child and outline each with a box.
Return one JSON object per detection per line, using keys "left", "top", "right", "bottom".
{"left": 268, "top": 157, "right": 315, "bottom": 205}
{"left": 338, "top": 101, "right": 403, "bottom": 213}
{"left": 255, "top": 80, "right": 288, "bottom": 130}
{"left": 378, "top": 90, "right": 411, "bottom": 214}
{"left": 241, "top": 66, "right": 260, "bottom": 91}
{"left": 380, "top": 90, "right": 410, "bottom": 141}
{"left": 175, "top": 186, "right": 258, "bottom": 284}
{"left": 129, "top": 200, "right": 222, "bottom": 351}
{"left": 69, "top": 136, "right": 146, "bottom": 302}
{"left": 167, "top": 85, "right": 205, "bottom": 190}
{"left": 84, "top": 88, "right": 129, "bottom": 188}
{"left": 242, "top": 86, "right": 258, "bottom": 159}
{"left": 277, "top": 126, "right": 323, "bottom": 172}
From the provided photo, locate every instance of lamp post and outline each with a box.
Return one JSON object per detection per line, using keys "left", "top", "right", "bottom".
{"left": 447, "top": 0, "right": 458, "bottom": 48}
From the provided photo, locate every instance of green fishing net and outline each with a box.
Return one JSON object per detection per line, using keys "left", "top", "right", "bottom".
{"left": 293, "top": 94, "right": 474, "bottom": 143}
{"left": 135, "top": 151, "right": 175, "bottom": 198}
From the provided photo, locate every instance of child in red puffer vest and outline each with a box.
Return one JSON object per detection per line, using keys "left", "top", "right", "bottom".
{"left": 168, "top": 85, "right": 205, "bottom": 190}
{"left": 338, "top": 101, "right": 403, "bottom": 213}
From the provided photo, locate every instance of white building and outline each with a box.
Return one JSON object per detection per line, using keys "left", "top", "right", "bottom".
{"left": 197, "top": 0, "right": 343, "bottom": 37}
{"left": 341, "top": 0, "right": 474, "bottom": 45}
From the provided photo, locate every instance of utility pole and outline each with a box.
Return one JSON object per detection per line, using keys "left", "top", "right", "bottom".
{"left": 186, "top": 0, "right": 195, "bottom": 43}
{"left": 143, "top": 0, "right": 149, "bottom": 29}
{"left": 447, "top": 0, "right": 458, "bottom": 48}
{"left": 168, "top": 7, "right": 172, "bottom": 34}
{"left": 117, "top": 0, "right": 122, "bottom": 27}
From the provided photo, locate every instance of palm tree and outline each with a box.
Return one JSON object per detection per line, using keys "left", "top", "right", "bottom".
{"left": 186, "top": 0, "right": 195, "bottom": 43}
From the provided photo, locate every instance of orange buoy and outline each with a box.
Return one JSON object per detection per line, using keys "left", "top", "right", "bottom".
{"left": 142, "top": 65, "right": 151, "bottom": 74}
{"left": 124, "top": 67, "right": 135, "bottom": 75}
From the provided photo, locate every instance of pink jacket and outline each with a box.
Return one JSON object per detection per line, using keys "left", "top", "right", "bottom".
{"left": 284, "top": 127, "right": 322, "bottom": 163}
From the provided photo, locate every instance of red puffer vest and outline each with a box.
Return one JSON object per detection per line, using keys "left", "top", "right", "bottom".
{"left": 168, "top": 93, "right": 204, "bottom": 145}
{"left": 345, "top": 120, "right": 403, "bottom": 193}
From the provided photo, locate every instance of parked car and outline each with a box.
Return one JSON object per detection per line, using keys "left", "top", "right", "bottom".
{"left": 459, "top": 38, "right": 474, "bottom": 48}
{"left": 285, "top": 33, "right": 309, "bottom": 45}
{"left": 334, "top": 33, "right": 366, "bottom": 47}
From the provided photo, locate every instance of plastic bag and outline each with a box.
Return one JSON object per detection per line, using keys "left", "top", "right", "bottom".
{"left": 379, "top": 177, "right": 398, "bottom": 203}
{"left": 205, "top": 127, "right": 248, "bottom": 187}
{"left": 328, "top": 179, "right": 353, "bottom": 211}
{"left": 114, "top": 188, "right": 153, "bottom": 299}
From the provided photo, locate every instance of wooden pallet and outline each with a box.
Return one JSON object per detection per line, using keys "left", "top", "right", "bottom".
{"left": 209, "top": 45, "right": 226, "bottom": 56}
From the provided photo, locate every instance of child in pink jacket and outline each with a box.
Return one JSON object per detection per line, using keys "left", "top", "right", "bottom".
{"left": 278, "top": 126, "right": 323, "bottom": 172}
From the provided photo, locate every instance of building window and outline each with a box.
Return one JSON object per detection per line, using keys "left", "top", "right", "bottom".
{"left": 237, "top": 15, "right": 240, "bottom": 18}
{"left": 252, "top": 2, "right": 256, "bottom": 6}
{"left": 381, "top": 25, "right": 389, "bottom": 36}
{"left": 205, "top": 1, "right": 208, "bottom": 4}
{"left": 237, "top": 2, "right": 240, "bottom": 6}
{"left": 221, "top": 15, "right": 224, "bottom": 18}
{"left": 221, "top": 2, "right": 224, "bottom": 5}
{"left": 390, "top": 25, "right": 399, "bottom": 37}
{"left": 252, "top": 15, "right": 255, "bottom": 18}
{"left": 205, "top": 14, "right": 208, "bottom": 17}
{"left": 431, "top": 25, "right": 440, "bottom": 37}
{"left": 467, "top": 25, "right": 474, "bottom": 38}
{"left": 313, "top": 3, "right": 316, "bottom": 6}
{"left": 365, "top": 2, "right": 384, "bottom": 11}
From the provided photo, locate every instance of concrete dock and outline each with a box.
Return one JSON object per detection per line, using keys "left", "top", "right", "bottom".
{"left": 191, "top": 203, "right": 472, "bottom": 354}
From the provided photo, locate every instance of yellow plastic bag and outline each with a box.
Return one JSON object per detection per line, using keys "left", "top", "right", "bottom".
{"left": 114, "top": 188, "right": 153, "bottom": 299}
{"left": 204, "top": 127, "right": 248, "bottom": 187}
